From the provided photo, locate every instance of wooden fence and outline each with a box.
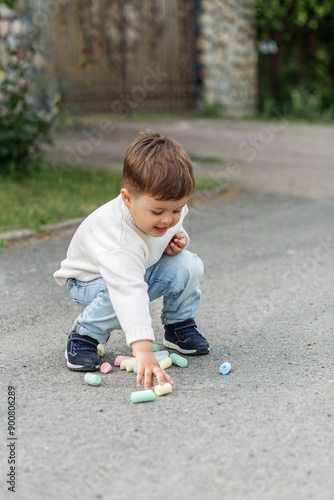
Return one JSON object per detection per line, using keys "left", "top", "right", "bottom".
{"left": 48, "top": 0, "right": 198, "bottom": 113}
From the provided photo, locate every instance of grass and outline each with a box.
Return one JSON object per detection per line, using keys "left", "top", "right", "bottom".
{"left": 190, "top": 155, "right": 224, "bottom": 164}
{"left": 0, "top": 167, "right": 122, "bottom": 233}
{"left": 0, "top": 166, "right": 227, "bottom": 234}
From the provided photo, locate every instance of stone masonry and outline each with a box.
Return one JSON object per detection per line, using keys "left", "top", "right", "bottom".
{"left": 197, "top": 0, "right": 258, "bottom": 116}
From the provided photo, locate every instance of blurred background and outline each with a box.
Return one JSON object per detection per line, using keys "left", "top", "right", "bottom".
{"left": 1, "top": 0, "right": 334, "bottom": 233}
{"left": 1, "top": 0, "right": 333, "bottom": 119}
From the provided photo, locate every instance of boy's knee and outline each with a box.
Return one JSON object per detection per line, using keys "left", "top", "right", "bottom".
{"left": 173, "top": 250, "right": 204, "bottom": 283}
{"left": 186, "top": 251, "right": 204, "bottom": 280}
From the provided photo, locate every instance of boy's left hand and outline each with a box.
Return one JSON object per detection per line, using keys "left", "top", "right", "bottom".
{"left": 164, "top": 232, "right": 187, "bottom": 256}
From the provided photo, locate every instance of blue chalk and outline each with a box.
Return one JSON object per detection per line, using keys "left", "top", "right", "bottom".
{"left": 219, "top": 362, "right": 231, "bottom": 375}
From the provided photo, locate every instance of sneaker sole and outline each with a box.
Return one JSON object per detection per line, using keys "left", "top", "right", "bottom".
{"left": 65, "top": 350, "right": 100, "bottom": 372}
{"left": 163, "top": 339, "right": 210, "bottom": 355}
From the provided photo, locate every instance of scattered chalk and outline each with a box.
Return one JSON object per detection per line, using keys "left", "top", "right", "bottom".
{"left": 133, "top": 352, "right": 170, "bottom": 373}
{"left": 154, "top": 350, "right": 169, "bottom": 358}
{"left": 154, "top": 382, "right": 172, "bottom": 396}
{"left": 153, "top": 344, "right": 161, "bottom": 352}
{"left": 100, "top": 362, "right": 112, "bottom": 374}
{"left": 125, "top": 358, "right": 137, "bottom": 372}
{"left": 120, "top": 359, "right": 128, "bottom": 370}
{"left": 114, "top": 355, "right": 133, "bottom": 366}
{"left": 219, "top": 362, "right": 231, "bottom": 375}
{"left": 97, "top": 344, "right": 105, "bottom": 358}
{"left": 131, "top": 390, "right": 156, "bottom": 403}
{"left": 155, "top": 353, "right": 168, "bottom": 363}
{"left": 170, "top": 353, "right": 188, "bottom": 368}
{"left": 159, "top": 356, "right": 172, "bottom": 370}
{"left": 84, "top": 373, "right": 101, "bottom": 386}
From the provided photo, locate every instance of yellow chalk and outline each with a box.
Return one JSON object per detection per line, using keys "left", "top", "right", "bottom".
{"left": 159, "top": 356, "right": 172, "bottom": 370}
{"left": 97, "top": 344, "right": 105, "bottom": 357}
{"left": 154, "top": 383, "right": 172, "bottom": 396}
{"left": 125, "top": 358, "right": 137, "bottom": 372}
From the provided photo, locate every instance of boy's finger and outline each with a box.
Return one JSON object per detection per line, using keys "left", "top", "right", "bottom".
{"left": 154, "top": 367, "right": 174, "bottom": 386}
{"left": 136, "top": 368, "right": 144, "bottom": 386}
{"left": 144, "top": 369, "right": 154, "bottom": 390}
{"left": 163, "top": 370, "right": 174, "bottom": 385}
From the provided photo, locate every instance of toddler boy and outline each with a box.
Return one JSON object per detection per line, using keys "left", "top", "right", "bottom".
{"left": 54, "top": 130, "right": 209, "bottom": 389}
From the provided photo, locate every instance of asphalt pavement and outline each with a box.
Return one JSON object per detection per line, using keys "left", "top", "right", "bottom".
{"left": 1, "top": 117, "right": 334, "bottom": 500}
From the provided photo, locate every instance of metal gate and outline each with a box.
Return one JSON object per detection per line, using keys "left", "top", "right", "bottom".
{"left": 50, "top": 0, "right": 198, "bottom": 113}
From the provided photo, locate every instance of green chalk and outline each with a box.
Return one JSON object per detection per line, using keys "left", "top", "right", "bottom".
{"left": 170, "top": 353, "right": 188, "bottom": 367}
{"left": 153, "top": 344, "right": 161, "bottom": 352}
{"left": 155, "top": 353, "right": 168, "bottom": 362}
{"left": 131, "top": 390, "right": 156, "bottom": 403}
{"left": 84, "top": 373, "right": 101, "bottom": 386}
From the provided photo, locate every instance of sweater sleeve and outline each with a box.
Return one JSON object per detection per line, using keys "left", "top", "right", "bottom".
{"left": 96, "top": 248, "right": 154, "bottom": 346}
{"left": 180, "top": 226, "right": 190, "bottom": 248}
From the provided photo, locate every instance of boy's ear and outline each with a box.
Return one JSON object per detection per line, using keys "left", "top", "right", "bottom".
{"left": 121, "top": 188, "right": 132, "bottom": 207}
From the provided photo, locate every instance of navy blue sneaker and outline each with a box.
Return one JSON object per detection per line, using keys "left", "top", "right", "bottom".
{"left": 65, "top": 331, "right": 100, "bottom": 371}
{"left": 163, "top": 319, "right": 210, "bottom": 355}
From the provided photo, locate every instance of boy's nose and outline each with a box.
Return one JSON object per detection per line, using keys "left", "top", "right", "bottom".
{"left": 161, "top": 215, "right": 173, "bottom": 225}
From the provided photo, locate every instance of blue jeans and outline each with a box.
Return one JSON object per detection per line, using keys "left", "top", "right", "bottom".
{"left": 66, "top": 250, "right": 204, "bottom": 344}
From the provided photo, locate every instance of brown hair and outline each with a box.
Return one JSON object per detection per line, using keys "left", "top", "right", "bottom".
{"left": 122, "top": 130, "right": 195, "bottom": 200}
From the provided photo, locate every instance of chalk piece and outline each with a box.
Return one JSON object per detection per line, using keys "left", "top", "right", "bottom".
{"left": 100, "top": 362, "right": 112, "bottom": 374}
{"left": 155, "top": 353, "right": 168, "bottom": 363}
{"left": 170, "top": 353, "right": 188, "bottom": 367}
{"left": 120, "top": 360, "right": 128, "bottom": 370}
{"left": 97, "top": 344, "right": 105, "bottom": 358}
{"left": 131, "top": 390, "right": 156, "bottom": 403}
{"left": 84, "top": 373, "right": 101, "bottom": 386}
{"left": 115, "top": 355, "right": 133, "bottom": 367}
{"left": 154, "top": 383, "right": 172, "bottom": 396}
{"left": 153, "top": 344, "right": 161, "bottom": 352}
{"left": 120, "top": 358, "right": 135, "bottom": 370}
{"left": 125, "top": 358, "right": 137, "bottom": 372}
{"left": 154, "top": 350, "right": 169, "bottom": 358}
{"left": 219, "top": 362, "right": 231, "bottom": 375}
{"left": 159, "top": 357, "right": 172, "bottom": 370}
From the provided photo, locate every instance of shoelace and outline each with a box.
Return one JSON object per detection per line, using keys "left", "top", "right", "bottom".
{"left": 73, "top": 341, "right": 96, "bottom": 353}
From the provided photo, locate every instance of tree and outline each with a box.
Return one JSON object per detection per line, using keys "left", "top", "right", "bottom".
{"left": 255, "top": 0, "right": 334, "bottom": 119}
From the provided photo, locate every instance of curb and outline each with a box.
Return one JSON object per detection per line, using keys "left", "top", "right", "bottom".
{"left": 0, "top": 217, "right": 85, "bottom": 244}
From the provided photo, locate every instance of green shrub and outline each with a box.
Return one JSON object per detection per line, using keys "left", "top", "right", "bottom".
{"left": 0, "top": 46, "right": 59, "bottom": 178}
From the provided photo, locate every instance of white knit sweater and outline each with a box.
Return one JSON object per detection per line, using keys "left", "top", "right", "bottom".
{"left": 54, "top": 194, "right": 189, "bottom": 345}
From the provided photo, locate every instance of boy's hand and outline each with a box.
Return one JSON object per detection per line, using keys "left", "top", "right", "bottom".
{"left": 131, "top": 340, "right": 174, "bottom": 390}
{"left": 164, "top": 232, "right": 187, "bottom": 256}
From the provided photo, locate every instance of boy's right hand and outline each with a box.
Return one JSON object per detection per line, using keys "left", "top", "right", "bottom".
{"left": 131, "top": 340, "right": 174, "bottom": 390}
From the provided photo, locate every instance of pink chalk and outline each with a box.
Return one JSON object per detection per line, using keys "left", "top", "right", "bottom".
{"left": 114, "top": 355, "right": 134, "bottom": 367}
{"left": 100, "top": 362, "right": 112, "bottom": 374}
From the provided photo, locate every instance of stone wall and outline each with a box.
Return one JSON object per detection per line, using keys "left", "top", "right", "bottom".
{"left": 197, "top": 0, "right": 258, "bottom": 116}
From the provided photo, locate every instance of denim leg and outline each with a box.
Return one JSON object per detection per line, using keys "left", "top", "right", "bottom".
{"left": 144, "top": 250, "right": 204, "bottom": 325}
{"left": 67, "top": 277, "right": 121, "bottom": 344}
{"left": 67, "top": 249, "right": 203, "bottom": 342}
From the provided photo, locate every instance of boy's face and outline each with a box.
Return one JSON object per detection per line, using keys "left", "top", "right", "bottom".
{"left": 121, "top": 189, "right": 189, "bottom": 237}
